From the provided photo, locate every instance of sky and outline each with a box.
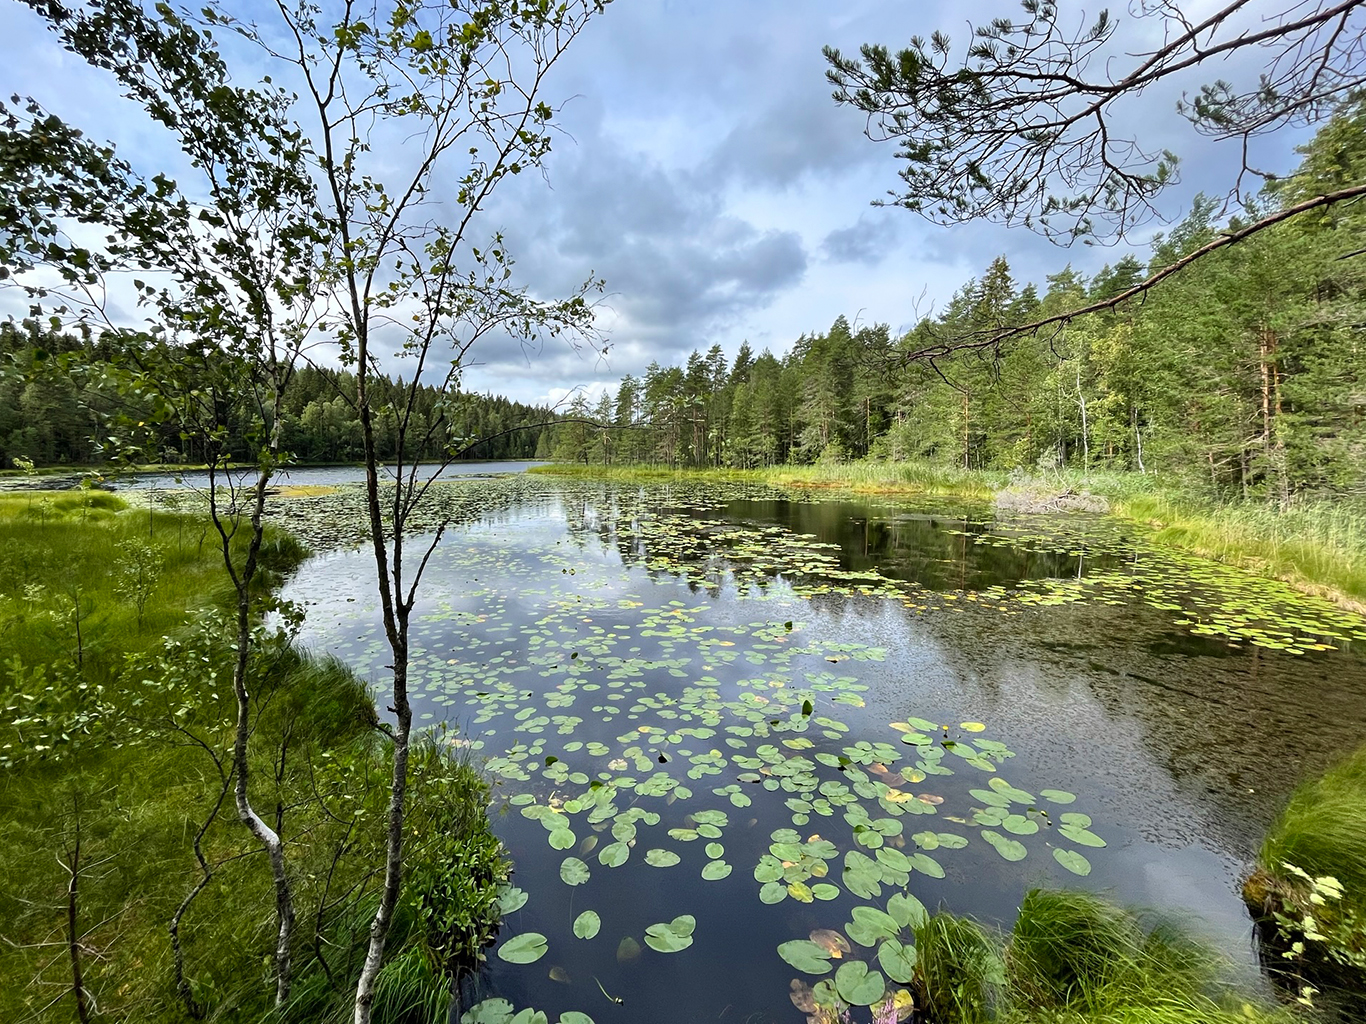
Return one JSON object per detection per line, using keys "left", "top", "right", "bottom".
{"left": 0, "top": 0, "right": 1326, "bottom": 407}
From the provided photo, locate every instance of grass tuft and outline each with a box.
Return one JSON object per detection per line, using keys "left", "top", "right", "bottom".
{"left": 914, "top": 910, "right": 1005, "bottom": 1024}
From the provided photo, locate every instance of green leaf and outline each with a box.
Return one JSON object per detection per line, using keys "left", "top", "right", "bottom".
{"left": 497, "top": 932, "right": 549, "bottom": 964}
{"left": 887, "top": 891, "right": 928, "bottom": 930}
{"left": 598, "top": 842, "right": 629, "bottom": 867}
{"left": 777, "top": 939, "right": 833, "bottom": 975}
{"left": 497, "top": 887, "right": 528, "bottom": 914}
{"left": 877, "top": 938, "right": 918, "bottom": 984}
{"left": 559, "top": 857, "right": 590, "bottom": 886}
{"left": 462, "top": 998, "right": 514, "bottom": 1024}
{"left": 559, "top": 1014, "right": 595, "bottom": 1024}
{"left": 644, "top": 915, "right": 695, "bottom": 952}
{"left": 645, "top": 848, "right": 681, "bottom": 868}
{"left": 1058, "top": 824, "right": 1106, "bottom": 848}
{"left": 573, "top": 911, "right": 601, "bottom": 939}
{"left": 1053, "top": 848, "right": 1092, "bottom": 876}
{"left": 702, "top": 859, "right": 732, "bottom": 881}
{"left": 834, "top": 961, "right": 886, "bottom": 1006}
{"left": 981, "top": 830, "right": 1027, "bottom": 862}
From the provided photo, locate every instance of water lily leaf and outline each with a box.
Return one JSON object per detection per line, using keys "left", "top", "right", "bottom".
{"left": 959, "top": 722, "right": 986, "bottom": 732}
{"left": 809, "top": 929, "right": 851, "bottom": 958}
{"left": 1040, "top": 789, "right": 1076, "bottom": 804}
{"left": 1053, "top": 848, "right": 1092, "bottom": 876}
{"left": 877, "top": 939, "right": 918, "bottom": 984}
{"left": 778, "top": 939, "right": 833, "bottom": 975}
{"left": 834, "top": 961, "right": 886, "bottom": 1006}
{"left": 811, "top": 883, "right": 841, "bottom": 901}
{"left": 616, "top": 936, "right": 641, "bottom": 962}
{"left": 573, "top": 911, "right": 600, "bottom": 939}
{"left": 559, "top": 857, "right": 590, "bottom": 886}
{"left": 1058, "top": 824, "right": 1106, "bottom": 848}
{"left": 510, "top": 1011, "right": 548, "bottom": 1024}
{"left": 548, "top": 829, "right": 575, "bottom": 850}
{"left": 645, "top": 848, "right": 681, "bottom": 868}
{"left": 558, "top": 1013, "right": 595, "bottom": 1024}
{"left": 759, "top": 881, "right": 788, "bottom": 904}
{"left": 644, "top": 915, "right": 695, "bottom": 953}
{"left": 598, "top": 842, "right": 629, "bottom": 868}
{"left": 1002, "top": 814, "right": 1039, "bottom": 836}
{"left": 754, "top": 855, "right": 784, "bottom": 883}
{"left": 702, "top": 860, "right": 732, "bottom": 881}
{"left": 498, "top": 932, "right": 549, "bottom": 964}
{"left": 981, "top": 830, "right": 1027, "bottom": 862}
{"left": 549, "top": 965, "right": 571, "bottom": 983}
{"left": 705, "top": 842, "right": 724, "bottom": 859}
{"left": 987, "top": 777, "right": 1034, "bottom": 804}
{"left": 887, "top": 892, "right": 928, "bottom": 930}
{"left": 846, "top": 906, "right": 900, "bottom": 947}
{"left": 462, "top": 998, "right": 514, "bottom": 1024}
{"left": 497, "top": 887, "right": 529, "bottom": 914}
{"left": 909, "top": 852, "right": 945, "bottom": 878}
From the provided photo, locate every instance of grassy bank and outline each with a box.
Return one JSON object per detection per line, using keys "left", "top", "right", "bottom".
{"left": 1244, "top": 742, "right": 1366, "bottom": 1012}
{"left": 0, "top": 492, "right": 505, "bottom": 1024}
{"left": 532, "top": 462, "right": 1366, "bottom": 609}
{"left": 530, "top": 461, "right": 1002, "bottom": 500}
{"left": 797, "top": 887, "right": 1299, "bottom": 1024}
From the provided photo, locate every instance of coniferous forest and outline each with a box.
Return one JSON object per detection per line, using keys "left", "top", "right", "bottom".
{"left": 553, "top": 102, "right": 1366, "bottom": 504}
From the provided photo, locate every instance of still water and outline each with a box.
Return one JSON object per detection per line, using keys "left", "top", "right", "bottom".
{"left": 275, "top": 476, "right": 1366, "bottom": 1024}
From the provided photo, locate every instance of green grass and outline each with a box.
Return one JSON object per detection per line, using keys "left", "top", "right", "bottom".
{"left": 0, "top": 494, "right": 503, "bottom": 1024}
{"left": 914, "top": 910, "right": 1006, "bottom": 1024}
{"left": 529, "top": 461, "right": 1001, "bottom": 500}
{"left": 1257, "top": 742, "right": 1366, "bottom": 905}
{"left": 888, "top": 892, "right": 1298, "bottom": 1024}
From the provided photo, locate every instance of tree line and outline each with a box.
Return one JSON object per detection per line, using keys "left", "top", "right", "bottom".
{"left": 0, "top": 326, "right": 559, "bottom": 468}
{"left": 553, "top": 99, "right": 1366, "bottom": 502}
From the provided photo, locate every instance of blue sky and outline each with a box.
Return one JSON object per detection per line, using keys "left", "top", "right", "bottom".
{"left": 0, "top": 1, "right": 1323, "bottom": 406}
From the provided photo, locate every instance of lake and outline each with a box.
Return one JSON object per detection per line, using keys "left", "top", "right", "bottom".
{"left": 271, "top": 472, "right": 1366, "bottom": 1024}
{"left": 0, "top": 461, "right": 545, "bottom": 491}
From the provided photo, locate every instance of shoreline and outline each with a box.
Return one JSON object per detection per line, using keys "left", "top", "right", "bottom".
{"left": 530, "top": 462, "right": 1366, "bottom": 615}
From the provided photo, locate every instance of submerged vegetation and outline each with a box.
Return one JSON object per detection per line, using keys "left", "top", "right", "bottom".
{"left": 0, "top": 493, "right": 506, "bottom": 1023}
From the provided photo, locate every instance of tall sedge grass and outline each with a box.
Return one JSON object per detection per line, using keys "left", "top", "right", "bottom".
{"left": 898, "top": 891, "right": 1297, "bottom": 1024}
{"left": 1255, "top": 743, "right": 1366, "bottom": 907}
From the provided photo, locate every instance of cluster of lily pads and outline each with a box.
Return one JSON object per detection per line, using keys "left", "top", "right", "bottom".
{"left": 267, "top": 474, "right": 1365, "bottom": 1022}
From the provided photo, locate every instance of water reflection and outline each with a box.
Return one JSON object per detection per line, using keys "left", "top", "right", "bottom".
{"left": 277, "top": 477, "right": 1366, "bottom": 1023}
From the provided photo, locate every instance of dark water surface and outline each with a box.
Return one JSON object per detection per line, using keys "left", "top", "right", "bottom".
{"left": 278, "top": 477, "right": 1366, "bottom": 1024}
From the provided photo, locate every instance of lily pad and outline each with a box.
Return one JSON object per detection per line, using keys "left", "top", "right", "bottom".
{"left": 877, "top": 938, "right": 918, "bottom": 984}
{"left": 498, "top": 932, "right": 549, "bottom": 964}
{"left": 834, "top": 961, "right": 886, "bottom": 1006}
{"left": 644, "top": 915, "right": 696, "bottom": 953}
{"left": 778, "top": 939, "right": 834, "bottom": 975}
{"left": 559, "top": 857, "right": 590, "bottom": 886}
{"left": 645, "top": 848, "right": 681, "bottom": 868}
{"left": 1052, "top": 848, "right": 1092, "bottom": 876}
{"left": 573, "top": 911, "right": 601, "bottom": 939}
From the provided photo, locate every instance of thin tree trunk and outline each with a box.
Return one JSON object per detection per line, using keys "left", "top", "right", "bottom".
{"left": 63, "top": 830, "right": 91, "bottom": 1024}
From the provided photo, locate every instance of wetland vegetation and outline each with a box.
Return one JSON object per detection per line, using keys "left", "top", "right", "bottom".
{"left": 4, "top": 1, "right": 1366, "bottom": 1022}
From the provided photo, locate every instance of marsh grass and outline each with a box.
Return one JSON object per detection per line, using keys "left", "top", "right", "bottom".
{"left": 1258, "top": 744, "right": 1366, "bottom": 904}
{"left": 904, "top": 892, "right": 1296, "bottom": 1024}
{"left": 914, "top": 910, "right": 1006, "bottom": 1024}
{"left": 0, "top": 495, "right": 502, "bottom": 1024}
